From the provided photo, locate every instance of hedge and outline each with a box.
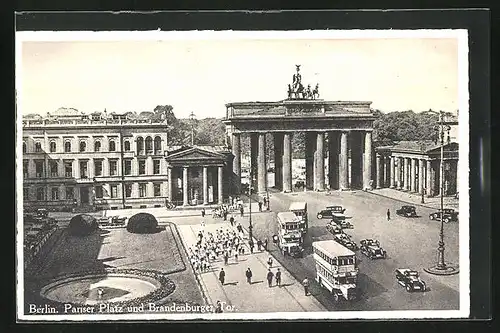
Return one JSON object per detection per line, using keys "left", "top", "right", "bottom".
{"left": 127, "top": 213, "right": 158, "bottom": 234}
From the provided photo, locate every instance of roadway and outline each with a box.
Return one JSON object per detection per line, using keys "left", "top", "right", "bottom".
{"left": 238, "top": 189, "right": 460, "bottom": 311}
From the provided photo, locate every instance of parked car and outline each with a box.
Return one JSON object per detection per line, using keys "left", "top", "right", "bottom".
{"left": 331, "top": 216, "right": 353, "bottom": 229}
{"left": 326, "top": 221, "right": 343, "bottom": 235}
{"left": 396, "top": 205, "right": 417, "bottom": 217}
{"left": 360, "top": 239, "right": 387, "bottom": 259}
{"left": 395, "top": 268, "right": 427, "bottom": 292}
{"left": 334, "top": 233, "right": 358, "bottom": 251}
{"left": 429, "top": 208, "right": 459, "bottom": 223}
{"left": 317, "top": 205, "right": 346, "bottom": 219}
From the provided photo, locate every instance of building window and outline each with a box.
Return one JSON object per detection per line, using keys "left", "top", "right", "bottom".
{"left": 138, "top": 160, "right": 146, "bottom": 175}
{"left": 35, "top": 160, "right": 44, "bottom": 178}
{"left": 124, "top": 140, "right": 131, "bottom": 151}
{"left": 109, "top": 140, "right": 116, "bottom": 152}
{"left": 79, "top": 141, "right": 87, "bottom": 152}
{"left": 64, "top": 141, "right": 72, "bottom": 152}
{"left": 50, "top": 161, "right": 58, "bottom": 177}
{"left": 23, "top": 142, "right": 27, "bottom": 153}
{"left": 36, "top": 187, "right": 45, "bottom": 201}
{"left": 110, "top": 185, "right": 118, "bottom": 198}
{"left": 23, "top": 188, "right": 29, "bottom": 201}
{"left": 80, "top": 161, "right": 88, "bottom": 178}
{"left": 125, "top": 184, "right": 132, "bottom": 198}
{"left": 23, "top": 160, "right": 28, "bottom": 178}
{"left": 64, "top": 161, "right": 73, "bottom": 177}
{"left": 66, "top": 187, "right": 74, "bottom": 200}
{"left": 124, "top": 160, "right": 132, "bottom": 175}
{"left": 35, "top": 142, "right": 42, "bottom": 152}
{"left": 109, "top": 160, "right": 118, "bottom": 176}
{"left": 139, "top": 183, "right": 147, "bottom": 197}
{"left": 94, "top": 160, "right": 103, "bottom": 176}
{"left": 50, "top": 141, "right": 56, "bottom": 153}
{"left": 95, "top": 185, "right": 103, "bottom": 198}
{"left": 153, "top": 159, "right": 161, "bottom": 175}
{"left": 51, "top": 188, "right": 59, "bottom": 200}
{"left": 154, "top": 136, "right": 161, "bottom": 153}
{"left": 145, "top": 137, "right": 153, "bottom": 153}
{"left": 153, "top": 183, "right": 161, "bottom": 197}
{"left": 137, "top": 137, "right": 144, "bottom": 154}
{"left": 94, "top": 140, "right": 101, "bottom": 152}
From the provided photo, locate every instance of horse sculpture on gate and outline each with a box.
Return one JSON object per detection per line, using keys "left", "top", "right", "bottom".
{"left": 286, "top": 65, "right": 320, "bottom": 100}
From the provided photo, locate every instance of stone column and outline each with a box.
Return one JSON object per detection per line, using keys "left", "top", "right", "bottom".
{"left": 390, "top": 156, "right": 396, "bottom": 188}
{"left": 88, "top": 158, "right": 94, "bottom": 179}
{"left": 363, "top": 131, "right": 373, "bottom": 190}
{"left": 168, "top": 167, "right": 173, "bottom": 201}
{"left": 328, "top": 132, "right": 339, "bottom": 190}
{"left": 314, "top": 132, "right": 325, "bottom": 191}
{"left": 283, "top": 132, "right": 292, "bottom": 193}
{"left": 384, "top": 156, "right": 390, "bottom": 187}
{"left": 403, "top": 158, "right": 409, "bottom": 191}
{"left": 257, "top": 133, "right": 266, "bottom": 194}
{"left": 74, "top": 159, "right": 80, "bottom": 179}
{"left": 274, "top": 133, "right": 284, "bottom": 190}
{"left": 183, "top": 167, "right": 188, "bottom": 206}
{"left": 232, "top": 133, "right": 241, "bottom": 193}
{"left": 339, "top": 131, "right": 349, "bottom": 190}
{"left": 218, "top": 166, "right": 223, "bottom": 204}
{"left": 426, "top": 160, "right": 432, "bottom": 196}
{"left": 419, "top": 159, "right": 425, "bottom": 194}
{"left": 410, "top": 158, "right": 417, "bottom": 192}
{"left": 250, "top": 133, "right": 258, "bottom": 190}
{"left": 305, "top": 132, "right": 315, "bottom": 190}
{"left": 203, "top": 166, "right": 208, "bottom": 205}
{"left": 376, "top": 153, "right": 382, "bottom": 189}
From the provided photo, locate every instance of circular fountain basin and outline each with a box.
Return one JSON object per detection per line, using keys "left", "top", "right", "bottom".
{"left": 41, "top": 273, "right": 161, "bottom": 305}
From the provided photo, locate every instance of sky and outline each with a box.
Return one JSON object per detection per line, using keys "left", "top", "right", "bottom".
{"left": 18, "top": 33, "right": 461, "bottom": 119}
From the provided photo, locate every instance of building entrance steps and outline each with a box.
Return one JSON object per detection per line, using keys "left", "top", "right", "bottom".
{"left": 369, "top": 188, "right": 459, "bottom": 210}
{"left": 177, "top": 223, "right": 326, "bottom": 313}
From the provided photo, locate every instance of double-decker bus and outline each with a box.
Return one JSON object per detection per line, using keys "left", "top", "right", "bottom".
{"left": 274, "top": 212, "right": 304, "bottom": 257}
{"left": 312, "top": 240, "right": 359, "bottom": 301}
{"left": 288, "top": 201, "right": 308, "bottom": 234}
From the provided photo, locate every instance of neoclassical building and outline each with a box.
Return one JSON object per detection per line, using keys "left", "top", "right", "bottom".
{"left": 22, "top": 108, "right": 234, "bottom": 212}
{"left": 374, "top": 141, "right": 459, "bottom": 196}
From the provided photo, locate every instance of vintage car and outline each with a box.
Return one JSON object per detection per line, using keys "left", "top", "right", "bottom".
{"left": 396, "top": 205, "right": 417, "bottom": 217}
{"left": 359, "top": 239, "right": 387, "bottom": 259}
{"left": 429, "top": 208, "right": 459, "bottom": 223}
{"left": 98, "top": 216, "right": 127, "bottom": 226}
{"left": 395, "top": 268, "right": 427, "bottom": 292}
{"left": 326, "top": 221, "right": 343, "bottom": 235}
{"left": 334, "top": 233, "right": 358, "bottom": 251}
{"left": 331, "top": 216, "right": 353, "bottom": 229}
{"left": 317, "top": 205, "right": 346, "bottom": 219}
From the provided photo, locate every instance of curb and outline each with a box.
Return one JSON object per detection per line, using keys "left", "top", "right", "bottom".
{"left": 366, "top": 190, "right": 456, "bottom": 211}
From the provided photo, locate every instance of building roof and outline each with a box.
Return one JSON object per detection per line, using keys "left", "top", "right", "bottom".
{"left": 49, "top": 107, "right": 83, "bottom": 117}
{"left": 376, "top": 140, "right": 458, "bottom": 154}
{"left": 313, "top": 240, "right": 355, "bottom": 257}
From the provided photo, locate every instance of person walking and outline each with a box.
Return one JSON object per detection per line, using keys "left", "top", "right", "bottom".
{"left": 267, "top": 256, "right": 273, "bottom": 269}
{"left": 387, "top": 209, "right": 391, "bottom": 221}
{"left": 240, "top": 206, "right": 244, "bottom": 217}
{"left": 229, "top": 215, "right": 235, "bottom": 227}
{"left": 224, "top": 252, "right": 229, "bottom": 265}
{"left": 249, "top": 240, "right": 254, "bottom": 254}
{"left": 219, "top": 268, "right": 225, "bottom": 285}
{"left": 257, "top": 239, "right": 262, "bottom": 251}
{"left": 245, "top": 268, "right": 253, "bottom": 284}
{"left": 267, "top": 269, "right": 274, "bottom": 287}
{"left": 263, "top": 239, "right": 268, "bottom": 251}
{"left": 263, "top": 196, "right": 267, "bottom": 208}
{"left": 201, "top": 208, "right": 206, "bottom": 217}
{"left": 275, "top": 268, "right": 282, "bottom": 287}
{"left": 234, "top": 251, "right": 238, "bottom": 262}
{"left": 258, "top": 201, "right": 263, "bottom": 212}
{"left": 302, "top": 277, "right": 310, "bottom": 296}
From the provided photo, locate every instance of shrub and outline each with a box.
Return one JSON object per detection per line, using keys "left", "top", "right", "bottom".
{"left": 68, "top": 214, "right": 98, "bottom": 236}
{"left": 127, "top": 213, "right": 158, "bottom": 234}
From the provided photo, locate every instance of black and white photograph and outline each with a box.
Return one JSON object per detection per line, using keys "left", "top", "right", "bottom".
{"left": 16, "top": 29, "right": 469, "bottom": 320}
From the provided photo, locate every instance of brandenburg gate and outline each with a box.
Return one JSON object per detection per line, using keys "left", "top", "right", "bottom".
{"left": 224, "top": 65, "right": 377, "bottom": 194}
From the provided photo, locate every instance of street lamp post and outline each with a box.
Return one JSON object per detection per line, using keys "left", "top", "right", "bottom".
{"left": 248, "top": 173, "right": 255, "bottom": 244}
{"left": 424, "top": 111, "right": 459, "bottom": 276}
{"left": 189, "top": 111, "right": 196, "bottom": 146}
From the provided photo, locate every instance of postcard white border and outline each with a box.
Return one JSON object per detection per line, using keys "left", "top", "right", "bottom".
{"left": 16, "top": 29, "right": 470, "bottom": 321}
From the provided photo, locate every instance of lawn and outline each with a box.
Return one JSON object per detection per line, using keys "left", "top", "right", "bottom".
{"left": 25, "top": 222, "right": 205, "bottom": 314}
